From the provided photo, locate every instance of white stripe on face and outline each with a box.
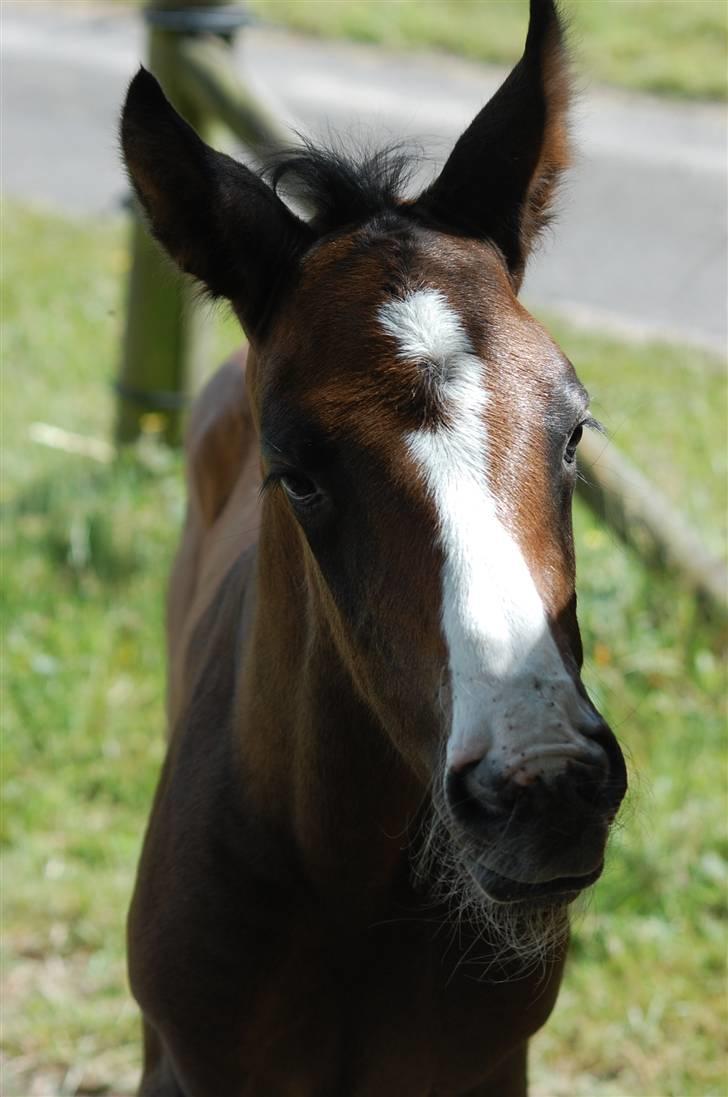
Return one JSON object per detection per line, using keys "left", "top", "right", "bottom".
{"left": 379, "top": 288, "right": 594, "bottom": 771}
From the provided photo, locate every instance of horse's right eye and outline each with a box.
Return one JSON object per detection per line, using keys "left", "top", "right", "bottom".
{"left": 280, "top": 473, "right": 319, "bottom": 504}
{"left": 563, "top": 424, "right": 584, "bottom": 466}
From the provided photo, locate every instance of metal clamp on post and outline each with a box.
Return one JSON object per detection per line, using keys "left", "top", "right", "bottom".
{"left": 113, "top": 380, "right": 190, "bottom": 412}
{"left": 144, "top": 5, "right": 252, "bottom": 36}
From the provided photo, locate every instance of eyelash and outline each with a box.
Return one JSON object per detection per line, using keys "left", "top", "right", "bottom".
{"left": 259, "top": 471, "right": 281, "bottom": 499}
{"left": 260, "top": 469, "right": 321, "bottom": 507}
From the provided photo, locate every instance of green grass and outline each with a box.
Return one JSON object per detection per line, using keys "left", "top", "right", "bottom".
{"left": 1, "top": 204, "right": 726, "bottom": 1096}
{"left": 245, "top": 0, "right": 728, "bottom": 101}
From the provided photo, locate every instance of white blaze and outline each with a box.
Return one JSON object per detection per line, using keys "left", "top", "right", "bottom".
{"left": 379, "top": 289, "right": 594, "bottom": 770}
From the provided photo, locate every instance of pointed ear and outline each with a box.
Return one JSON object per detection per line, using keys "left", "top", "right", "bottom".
{"left": 412, "top": 0, "right": 570, "bottom": 290}
{"left": 120, "top": 68, "right": 312, "bottom": 337}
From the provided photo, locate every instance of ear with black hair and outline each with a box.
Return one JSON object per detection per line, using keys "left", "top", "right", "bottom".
{"left": 412, "top": 0, "right": 570, "bottom": 290}
{"left": 120, "top": 68, "right": 313, "bottom": 338}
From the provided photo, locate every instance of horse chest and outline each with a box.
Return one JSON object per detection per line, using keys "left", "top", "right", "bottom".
{"left": 266, "top": 921, "right": 563, "bottom": 1095}
{"left": 242, "top": 950, "right": 550, "bottom": 1096}
{"left": 136, "top": 859, "right": 561, "bottom": 1097}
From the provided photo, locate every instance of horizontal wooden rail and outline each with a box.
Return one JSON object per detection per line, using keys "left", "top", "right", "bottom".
{"left": 577, "top": 431, "right": 727, "bottom": 618}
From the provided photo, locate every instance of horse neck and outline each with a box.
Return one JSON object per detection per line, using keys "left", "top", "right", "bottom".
{"left": 235, "top": 509, "right": 425, "bottom": 914}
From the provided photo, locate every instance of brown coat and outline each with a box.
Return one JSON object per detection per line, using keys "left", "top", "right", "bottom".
{"left": 128, "top": 351, "right": 565, "bottom": 1097}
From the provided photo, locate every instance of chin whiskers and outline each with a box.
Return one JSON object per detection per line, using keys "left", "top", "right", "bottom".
{"left": 408, "top": 766, "right": 570, "bottom": 982}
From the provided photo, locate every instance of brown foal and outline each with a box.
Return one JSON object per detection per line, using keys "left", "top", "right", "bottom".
{"left": 121, "top": 1, "right": 627, "bottom": 1093}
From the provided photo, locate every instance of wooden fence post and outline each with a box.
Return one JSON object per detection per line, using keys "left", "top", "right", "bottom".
{"left": 115, "top": 1, "right": 248, "bottom": 447}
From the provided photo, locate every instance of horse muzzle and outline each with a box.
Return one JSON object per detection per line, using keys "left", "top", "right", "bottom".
{"left": 445, "top": 724, "right": 627, "bottom": 904}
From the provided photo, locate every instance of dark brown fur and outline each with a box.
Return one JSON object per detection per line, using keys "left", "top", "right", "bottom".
{"left": 131, "top": 342, "right": 565, "bottom": 1097}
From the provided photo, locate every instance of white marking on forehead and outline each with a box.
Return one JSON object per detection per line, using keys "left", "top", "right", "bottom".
{"left": 379, "top": 287, "right": 471, "bottom": 377}
{"left": 379, "top": 288, "right": 594, "bottom": 768}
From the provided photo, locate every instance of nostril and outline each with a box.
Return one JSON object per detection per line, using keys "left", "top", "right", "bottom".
{"left": 583, "top": 723, "right": 628, "bottom": 813}
{"left": 445, "top": 762, "right": 504, "bottom": 830}
{"left": 447, "top": 749, "right": 615, "bottom": 820}
{"left": 504, "top": 741, "right": 609, "bottom": 788}
{"left": 446, "top": 733, "right": 626, "bottom": 835}
{"left": 584, "top": 722, "right": 622, "bottom": 764}
{"left": 563, "top": 759, "right": 609, "bottom": 809}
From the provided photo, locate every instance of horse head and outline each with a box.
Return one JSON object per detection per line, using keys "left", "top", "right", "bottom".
{"left": 121, "top": 0, "right": 626, "bottom": 923}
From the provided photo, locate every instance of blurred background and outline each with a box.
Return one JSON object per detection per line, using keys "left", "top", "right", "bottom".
{"left": 1, "top": 1, "right": 726, "bottom": 1094}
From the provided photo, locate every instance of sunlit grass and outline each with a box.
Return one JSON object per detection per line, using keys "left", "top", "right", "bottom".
{"left": 248, "top": 0, "right": 728, "bottom": 101}
{"left": 1, "top": 204, "right": 725, "bottom": 1095}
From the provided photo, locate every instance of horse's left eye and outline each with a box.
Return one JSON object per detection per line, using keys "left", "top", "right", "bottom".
{"left": 280, "top": 472, "right": 319, "bottom": 504}
{"left": 563, "top": 424, "right": 583, "bottom": 465}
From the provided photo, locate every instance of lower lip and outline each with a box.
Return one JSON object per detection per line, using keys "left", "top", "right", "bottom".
{"left": 468, "top": 861, "right": 604, "bottom": 904}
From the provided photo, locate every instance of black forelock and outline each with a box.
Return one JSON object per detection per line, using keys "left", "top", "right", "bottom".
{"left": 264, "top": 140, "right": 418, "bottom": 236}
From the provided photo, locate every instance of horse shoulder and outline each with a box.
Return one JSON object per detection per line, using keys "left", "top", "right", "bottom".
{"left": 166, "top": 348, "right": 261, "bottom": 728}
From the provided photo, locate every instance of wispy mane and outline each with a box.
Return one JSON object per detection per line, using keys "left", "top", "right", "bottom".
{"left": 266, "top": 140, "right": 418, "bottom": 233}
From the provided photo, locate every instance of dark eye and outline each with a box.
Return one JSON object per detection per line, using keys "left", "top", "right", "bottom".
{"left": 280, "top": 472, "right": 319, "bottom": 504}
{"left": 564, "top": 423, "right": 583, "bottom": 466}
